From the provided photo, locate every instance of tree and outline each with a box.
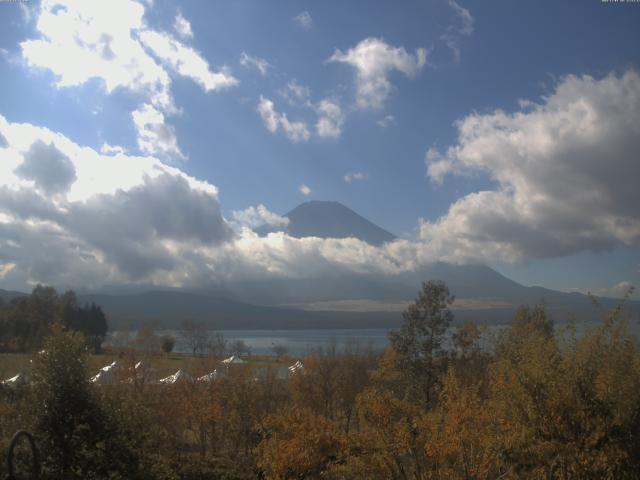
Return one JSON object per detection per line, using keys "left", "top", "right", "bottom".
{"left": 136, "top": 319, "right": 161, "bottom": 353}
{"left": 30, "top": 325, "right": 137, "bottom": 478}
{"left": 271, "top": 344, "right": 288, "bottom": 358}
{"left": 452, "top": 320, "right": 483, "bottom": 358}
{"left": 160, "top": 335, "right": 176, "bottom": 354}
{"left": 206, "top": 332, "right": 227, "bottom": 358}
{"left": 257, "top": 408, "right": 345, "bottom": 479}
{"left": 230, "top": 339, "right": 251, "bottom": 357}
{"left": 181, "top": 320, "right": 210, "bottom": 357}
{"left": 388, "top": 280, "right": 455, "bottom": 404}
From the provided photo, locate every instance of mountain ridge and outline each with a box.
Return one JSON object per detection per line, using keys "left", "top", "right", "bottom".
{"left": 1, "top": 202, "right": 636, "bottom": 329}
{"left": 256, "top": 200, "right": 397, "bottom": 246}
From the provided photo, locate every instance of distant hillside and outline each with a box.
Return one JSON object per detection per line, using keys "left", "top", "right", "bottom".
{"left": 0, "top": 288, "right": 27, "bottom": 304}
{"left": 77, "top": 290, "right": 403, "bottom": 330}
{"left": 256, "top": 200, "right": 396, "bottom": 246}
{"left": 1, "top": 281, "right": 636, "bottom": 331}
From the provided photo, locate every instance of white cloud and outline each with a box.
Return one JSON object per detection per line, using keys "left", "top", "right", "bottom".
{"left": 344, "top": 172, "right": 366, "bottom": 184}
{"left": 173, "top": 12, "right": 193, "bottom": 39}
{"left": 139, "top": 30, "right": 238, "bottom": 92}
{"left": 239, "top": 51, "right": 270, "bottom": 76}
{"left": 100, "top": 142, "right": 127, "bottom": 155}
{"left": 315, "top": 99, "right": 344, "bottom": 139}
{"left": 448, "top": 0, "right": 474, "bottom": 35}
{"left": 377, "top": 114, "right": 396, "bottom": 128}
{"left": 0, "top": 263, "right": 16, "bottom": 280}
{"left": 4, "top": 71, "right": 637, "bottom": 291}
{"left": 0, "top": 114, "right": 233, "bottom": 288}
{"left": 132, "top": 103, "right": 184, "bottom": 159}
{"left": 329, "top": 37, "right": 427, "bottom": 109}
{"left": 232, "top": 204, "right": 289, "bottom": 230}
{"left": 0, "top": 115, "right": 421, "bottom": 290}
{"left": 607, "top": 281, "right": 636, "bottom": 298}
{"left": 257, "top": 96, "right": 310, "bottom": 143}
{"left": 299, "top": 184, "right": 311, "bottom": 196}
{"left": 280, "top": 79, "right": 311, "bottom": 105}
{"left": 21, "top": 0, "right": 173, "bottom": 109}
{"left": 293, "top": 11, "right": 313, "bottom": 30}
{"left": 442, "top": 0, "right": 474, "bottom": 62}
{"left": 20, "top": 0, "right": 237, "bottom": 159}
{"left": 422, "top": 70, "right": 640, "bottom": 263}
{"left": 567, "top": 281, "right": 637, "bottom": 300}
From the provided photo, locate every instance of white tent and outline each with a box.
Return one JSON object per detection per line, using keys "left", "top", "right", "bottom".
{"left": 288, "top": 360, "right": 304, "bottom": 375}
{"left": 159, "top": 369, "right": 193, "bottom": 384}
{"left": 197, "top": 370, "right": 218, "bottom": 383}
{"left": 222, "top": 355, "right": 245, "bottom": 365}
{"left": 1, "top": 373, "right": 27, "bottom": 387}
{"left": 91, "top": 361, "right": 120, "bottom": 385}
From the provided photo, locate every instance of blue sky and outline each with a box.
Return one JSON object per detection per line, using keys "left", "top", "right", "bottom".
{"left": 0, "top": 0, "right": 639, "bottom": 297}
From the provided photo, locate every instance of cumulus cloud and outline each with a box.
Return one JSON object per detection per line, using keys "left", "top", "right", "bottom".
{"left": 100, "top": 142, "right": 127, "bottom": 155}
{"left": 138, "top": 30, "right": 238, "bottom": 92}
{"left": 344, "top": 172, "right": 367, "bottom": 184}
{"left": 0, "top": 115, "right": 422, "bottom": 290}
{"left": 299, "top": 184, "right": 311, "bottom": 196}
{"left": 132, "top": 103, "right": 184, "bottom": 159}
{"left": 14, "top": 140, "right": 77, "bottom": 195}
{"left": 422, "top": 70, "right": 640, "bottom": 263}
{"left": 20, "top": 0, "right": 237, "bottom": 159}
{"left": 21, "top": 0, "right": 173, "bottom": 109}
{"left": 329, "top": 37, "right": 427, "bottom": 109}
{"left": 293, "top": 11, "right": 313, "bottom": 30}
{"left": 232, "top": 205, "right": 289, "bottom": 230}
{"left": 257, "top": 96, "right": 310, "bottom": 142}
{"left": 3, "top": 70, "right": 637, "bottom": 291}
{"left": 173, "top": 12, "right": 193, "bottom": 39}
{"left": 239, "top": 52, "right": 270, "bottom": 76}
{"left": 315, "top": 99, "right": 344, "bottom": 138}
{"left": 0, "top": 114, "right": 233, "bottom": 287}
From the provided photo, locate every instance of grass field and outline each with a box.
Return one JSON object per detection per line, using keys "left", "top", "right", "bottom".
{"left": 0, "top": 350, "right": 292, "bottom": 382}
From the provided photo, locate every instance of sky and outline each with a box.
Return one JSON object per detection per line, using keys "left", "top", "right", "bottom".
{"left": 0, "top": 0, "right": 639, "bottom": 298}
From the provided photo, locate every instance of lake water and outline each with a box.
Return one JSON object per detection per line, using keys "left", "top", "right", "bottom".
{"left": 108, "top": 319, "right": 636, "bottom": 357}
{"left": 162, "top": 328, "right": 392, "bottom": 357}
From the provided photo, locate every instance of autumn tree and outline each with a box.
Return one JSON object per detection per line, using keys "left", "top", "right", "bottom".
{"left": 487, "top": 304, "right": 640, "bottom": 478}
{"left": 423, "top": 369, "right": 498, "bottom": 479}
{"left": 30, "top": 326, "right": 137, "bottom": 478}
{"left": 335, "top": 387, "right": 426, "bottom": 479}
{"left": 388, "top": 280, "right": 455, "bottom": 405}
{"left": 257, "top": 408, "right": 345, "bottom": 479}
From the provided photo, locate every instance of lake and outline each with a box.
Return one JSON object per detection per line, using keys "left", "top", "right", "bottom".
{"left": 161, "top": 328, "right": 392, "bottom": 357}
{"left": 108, "top": 318, "right": 635, "bottom": 357}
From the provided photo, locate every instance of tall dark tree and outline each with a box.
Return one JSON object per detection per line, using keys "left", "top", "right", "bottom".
{"left": 59, "top": 291, "right": 108, "bottom": 353}
{"left": 31, "top": 326, "right": 137, "bottom": 478}
{"left": 388, "top": 279, "right": 455, "bottom": 404}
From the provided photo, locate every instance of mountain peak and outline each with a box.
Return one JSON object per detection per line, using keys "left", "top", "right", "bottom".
{"left": 257, "top": 200, "right": 397, "bottom": 246}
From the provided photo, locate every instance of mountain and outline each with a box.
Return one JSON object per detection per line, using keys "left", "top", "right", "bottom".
{"left": 0, "top": 288, "right": 27, "bottom": 304}
{"left": 77, "top": 291, "right": 400, "bottom": 330}
{"left": 256, "top": 200, "right": 397, "bottom": 246}
{"left": 2, "top": 202, "right": 637, "bottom": 329}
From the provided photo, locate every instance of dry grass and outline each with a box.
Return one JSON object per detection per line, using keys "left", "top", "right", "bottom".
{"left": 0, "top": 351, "right": 290, "bottom": 382}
